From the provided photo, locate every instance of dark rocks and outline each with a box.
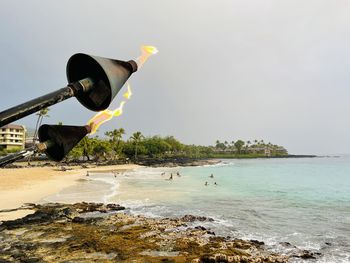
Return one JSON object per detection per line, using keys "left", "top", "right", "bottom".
{"left": 71, "top": 216, "right": 100, "bottom": 224}
{"left": 0, "top": 202, "right": 288, "bottom": 262}
{"left": 291, "top": 249, "right": 319, "bottom": 259}
{"left": 71, "top": 202, "right": 125, "bottom": 213}
{"left": 249, "top": 239, "right": 265, "bottom": 246}
{"left": 298, "top": 251, "right": 316, "bottom": 259}
{"left": 1, "top": 210, "right": 51, "bottom": 230}
{"left": 279, "top": 241, "right": 293, "bottom": 247}
{"left": 136, "top": 158, "right": 221, "bottom": 167}
{"left": 181, "top": 214, "right": 214, "bottom": 222}
{"left": 0, "top": 202, "right": 125, "bottom": 230}
{"left": 71, "top": 217, "right": 85, "bottom": 223}
{"left": 195, "top": 226, "right": 207, "bottom": 231}
{"left": 106, "top": 203, "right": 125, "bottom": 211}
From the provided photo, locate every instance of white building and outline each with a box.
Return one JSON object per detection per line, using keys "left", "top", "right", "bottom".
{"left": 0, "top": 124, "right": 26, "bottom": 150}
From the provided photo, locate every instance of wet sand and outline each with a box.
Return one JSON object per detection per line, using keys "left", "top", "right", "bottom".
{"left": 0, "top": 164, "right": 139, "bottom": 221}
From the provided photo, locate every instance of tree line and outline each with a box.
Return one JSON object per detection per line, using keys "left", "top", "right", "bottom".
{"left": 67, "top": 128, "right": 288, "bottom": 162}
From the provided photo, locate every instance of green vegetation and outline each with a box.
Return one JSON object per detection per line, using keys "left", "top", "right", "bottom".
{"left": 0, "top": 147, "right": 22, "bottom": 156}
{"left": 67, "top": 129, "right": 288, "bottom": 162}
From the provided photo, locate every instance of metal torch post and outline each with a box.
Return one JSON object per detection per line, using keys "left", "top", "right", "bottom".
{"left": 0, "top": 78, "right": 94, "bottom": 127}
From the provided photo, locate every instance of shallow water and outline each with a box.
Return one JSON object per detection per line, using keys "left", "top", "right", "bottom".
{"left": 45, "top": 156, "right": 350, "bottom": 262}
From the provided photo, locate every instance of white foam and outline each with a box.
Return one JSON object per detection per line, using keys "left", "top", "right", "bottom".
{"left": 199, "top": 161, "right": 235, "bottom": 168}
{"left": 76, "top": 173, "right": 120, "bottom": 204}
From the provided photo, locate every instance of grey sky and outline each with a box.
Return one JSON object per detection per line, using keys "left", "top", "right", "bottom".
{"left": 0, "top": 0, "right": 349, "bottom": 154}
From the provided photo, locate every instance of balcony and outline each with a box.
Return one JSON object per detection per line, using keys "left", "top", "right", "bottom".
{"left": 0, "top": 141, "right": 23, "bottom": 146}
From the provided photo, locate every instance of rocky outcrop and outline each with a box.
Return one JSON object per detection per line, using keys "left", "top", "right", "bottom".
{"left": 0, "top": 202, "right": 291, "bottom": 262}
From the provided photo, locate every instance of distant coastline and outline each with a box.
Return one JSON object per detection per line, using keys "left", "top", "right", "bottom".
{"left": 202, "top": 154, "right": 318, "bottom": 159}
{"left": 129, "top": 154, "right": 318, "bottom": 167}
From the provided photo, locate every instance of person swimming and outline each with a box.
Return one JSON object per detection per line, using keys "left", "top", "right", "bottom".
{"left": 176, "top": 171, "right": 181, "bottom": 177}
{"left": 214, "top": 182, "right": 218, "bottom": 186}
{"left": 209, "top": 174, "right": 214, "bottom": 178}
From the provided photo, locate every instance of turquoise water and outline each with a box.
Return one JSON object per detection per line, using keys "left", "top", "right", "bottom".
{"left": 46, "top": 157, "right": 350, "bottom": 262}
{"left": 113, "top": 157, "right": 350, "bottom": 262}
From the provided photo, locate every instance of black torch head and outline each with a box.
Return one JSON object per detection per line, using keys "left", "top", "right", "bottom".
{"left": 38, "top": 124, "right": 90, "bottom": 161}
{"left": 66, "top": 53, "right": 137, "bottom": 112}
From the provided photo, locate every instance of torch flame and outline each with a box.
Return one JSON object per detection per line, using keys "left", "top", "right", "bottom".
{"left": 88, "top": 101, "right": 125, "bottom": 134}
{"left": 123, "top": 82, "right": 132, "bottom": 99}
{"left": 136, "top": 45, "right": 159, "bottom": 68}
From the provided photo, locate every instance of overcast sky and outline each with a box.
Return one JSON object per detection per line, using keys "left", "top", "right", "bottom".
{"left": 1, "top": 0, "right": 349, "bottom": 154}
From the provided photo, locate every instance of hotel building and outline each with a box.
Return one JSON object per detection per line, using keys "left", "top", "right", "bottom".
{"left": 0, "top": 124, "right": 26, "bottom": 150}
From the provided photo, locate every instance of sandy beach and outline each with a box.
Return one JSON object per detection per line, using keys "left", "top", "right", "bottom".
{"left": 0, "top": 163, "right": 139, "bottom": 221}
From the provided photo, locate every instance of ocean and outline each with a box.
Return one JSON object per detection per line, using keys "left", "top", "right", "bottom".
{"left": 45, "top": 156, "right": 350, "bottom": 262}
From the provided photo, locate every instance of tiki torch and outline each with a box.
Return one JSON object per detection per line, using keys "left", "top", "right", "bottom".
{"left": 0, "top": 54, "right": 138, "bottom": 127}
{"left": 0, "top": 46, "right": 157, "bottom": 166}
{"left": 0, "top": 124, "right": 91, "bottom": 167}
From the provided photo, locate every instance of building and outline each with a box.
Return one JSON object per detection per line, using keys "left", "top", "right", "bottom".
{"left": 0, "top": 124, "right": 26, "bottom": 150}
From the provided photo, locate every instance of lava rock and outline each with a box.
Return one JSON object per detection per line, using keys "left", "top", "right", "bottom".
{"left": 250, "top": 239, "right": 265, "bottom": 246}
{"left": 181, "top": 215, "right": 214, "bottom": 222}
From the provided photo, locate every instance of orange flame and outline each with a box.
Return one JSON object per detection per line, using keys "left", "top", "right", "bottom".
{"left": 123, "top": 82, "right": 132, "bottom": 99}
{"left": 136, "top": 45, "right": 158, "bottom": 68}
{"left": 88, "top": 101, "right": 125, "bottom": 134}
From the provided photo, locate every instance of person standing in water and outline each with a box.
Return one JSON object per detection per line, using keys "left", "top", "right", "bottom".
{"left": 205, "top": 181, "right": 208, "bottom": 186}
{"left": 209, "top": 174, "right": 214, "bottom": 178}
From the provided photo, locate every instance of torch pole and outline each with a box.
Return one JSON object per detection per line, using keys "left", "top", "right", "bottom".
{"left": 0, "top": 78, "right": 94, "bottom": 127}
{"left": 0, "top": 146, "right": 36, "bottom": 167}
{"left": 0, "top": 140, "right": 53, "bottom": 167}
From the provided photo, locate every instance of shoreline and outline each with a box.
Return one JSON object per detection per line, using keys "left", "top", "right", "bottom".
{"left": 0, "top": 155, "right": 323, "bottom": 219}
{"left": 0, "top": 164, "right": 139, "bottom": 221}
{"left": 0, "top": 161, "right": 330, "bottom": 262}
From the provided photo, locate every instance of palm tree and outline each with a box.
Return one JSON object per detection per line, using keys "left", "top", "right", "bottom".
{"left": 105, "top": 128, "right": 125, "bottom": 159}
{"left": 231, "top": 141, "right": 235, "bottom": 150}
{"left": 234, "top": 140, "right": 245, "bottom": 154}
{"left": 246, "top": 140, "right": 251, "bottom": 152}
{"left": 33, "top": 108, "right": 50, "bottom": 143}
{"left": 82, "top": 137, "right": 94, "bottom": 161}
{"left": 130, "top": 131, "right": 144, "bottom": 160}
